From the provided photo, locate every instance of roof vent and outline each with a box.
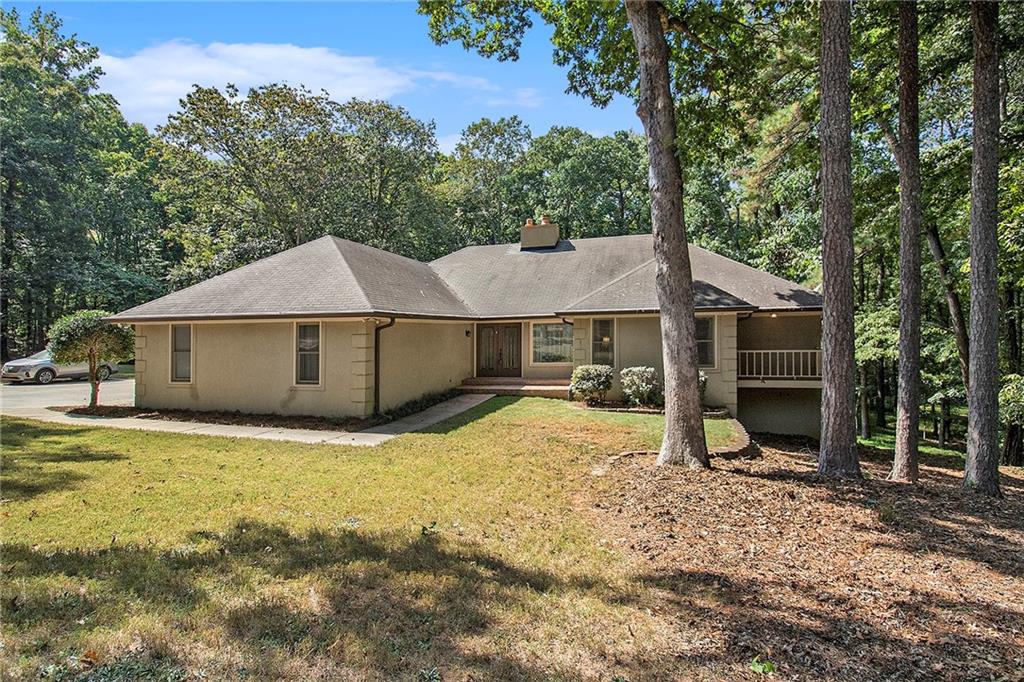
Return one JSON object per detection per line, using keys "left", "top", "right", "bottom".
{"left": 520, "top": 214, "right": 559, "bottom": 250}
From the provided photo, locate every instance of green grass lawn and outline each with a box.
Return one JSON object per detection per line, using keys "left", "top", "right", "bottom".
{"left": 1, "top": 398, "right": 737, "bottom": 680}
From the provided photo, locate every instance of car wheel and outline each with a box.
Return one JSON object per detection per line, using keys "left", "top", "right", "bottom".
{"left": 97, "top": 366, "right": 111, "bottom": 382}
{"left": 36, "top": 368, "right": 56, "bottom": 385}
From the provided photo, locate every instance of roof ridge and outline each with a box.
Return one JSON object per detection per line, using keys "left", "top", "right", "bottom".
{"left": 426, "top": 261, "right": 478, "bottom": 316}
{"left": 562, "top": 256, "right": 656, "bottom": 310}
{"left": 689, "top": 243, "right": 819, "bottom": 294}
{"left": 328, "top": 236, "right": 374, "bottom": 312}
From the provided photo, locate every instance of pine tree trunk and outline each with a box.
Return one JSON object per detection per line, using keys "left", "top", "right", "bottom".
{"left": 625, "top": 0, "right": 709, "bottom": 469}
{"left": 925, "top": 223, "right": 970, "bottom": 392}
{"left": 964, "top": 0, "right": 1001, "bottom": 496}
{"left": 818, "top": 0, "right": 860, "bottom": 478}
{"left": 860, "top": 364, "right": 871, "bottom": 439}
{"left": 891, "top": 0, "right": 921, "bottom": 483}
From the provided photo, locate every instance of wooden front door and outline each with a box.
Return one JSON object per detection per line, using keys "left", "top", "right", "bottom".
{"left": 476, "top": 324, "right": 522, "bottom": 377}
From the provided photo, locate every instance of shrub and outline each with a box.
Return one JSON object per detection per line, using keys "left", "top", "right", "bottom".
{"left": 620, "top": 366, "right": 663, "bottom": 407}
{"left": 570, "top": 364, "right": 613, "bottom": 405}
{"left": 698, "top": 369, "right": 708, "bottom": 404}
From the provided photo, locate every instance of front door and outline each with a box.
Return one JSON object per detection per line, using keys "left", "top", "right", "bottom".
{"left": 476, "top": 324, "right": 522, "bottom": 377}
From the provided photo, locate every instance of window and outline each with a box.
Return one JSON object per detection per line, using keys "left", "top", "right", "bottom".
{"left": 696, "top": 317, "right": 715, "bottom": 367}
{"left": 531, "top": 322, "right": 573, "bottom": 364}
{"left": 592, "top": 319, "right": 615, "bottom": 366}
{"left": 296, "top": 323, "right": 321, "bottom": 385}
{"left": 171, "top": 324, "right": 192, "bottom": 382}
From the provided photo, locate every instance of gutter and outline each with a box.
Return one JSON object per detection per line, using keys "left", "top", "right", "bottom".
{"left": 373, "top": 317, "right": 396, "bottom": 416}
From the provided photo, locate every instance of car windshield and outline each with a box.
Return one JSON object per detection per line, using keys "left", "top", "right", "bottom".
{"left": 28, "top": 350, "right": 50, "bottom": 360}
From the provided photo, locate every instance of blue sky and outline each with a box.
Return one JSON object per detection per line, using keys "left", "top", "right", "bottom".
{"left": 12, "top": 1, "right": 640, "bottom": 151}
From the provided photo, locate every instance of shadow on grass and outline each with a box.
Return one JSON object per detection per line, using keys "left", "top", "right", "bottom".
{"left": 1, "top": 420, "right": 127, "bottom": 500}
{"left": 3, "top": 519, "right": 633, "bottom": 680}
{"left": 418, "top": 395, "right": 521, "bottom": 435}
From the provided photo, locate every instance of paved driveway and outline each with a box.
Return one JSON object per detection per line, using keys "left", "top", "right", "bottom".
{"left": 1, "top": 376, "right": 134, "bottom": 410}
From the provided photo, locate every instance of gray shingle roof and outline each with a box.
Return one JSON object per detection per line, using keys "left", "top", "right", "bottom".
{"left": 110, "top": 236, "right": 471, "bottom": 321}
{"left": 432, "top": 234, "right": 821, "bottom": 316}
{"left": 110, "top": 233, "right": 821, "bottom": 322}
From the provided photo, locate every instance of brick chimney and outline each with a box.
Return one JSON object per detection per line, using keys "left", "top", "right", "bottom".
{"left": 520, "top": 214, "right": 559, "bottom": 250}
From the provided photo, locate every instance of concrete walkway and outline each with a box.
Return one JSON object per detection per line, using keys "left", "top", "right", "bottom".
{"left": 1, "top": 393, "right": 496, "bottom": 447}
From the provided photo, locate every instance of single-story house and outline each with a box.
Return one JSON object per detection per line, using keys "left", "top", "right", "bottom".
{"left": 110, "top": 218, "right": 824, "bottom": 437}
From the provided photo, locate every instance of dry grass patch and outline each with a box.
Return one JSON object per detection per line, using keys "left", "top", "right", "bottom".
{"left": 1, "top": 398, "right": 729, "bottom": 681}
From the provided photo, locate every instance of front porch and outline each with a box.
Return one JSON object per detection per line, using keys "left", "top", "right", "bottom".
{"left": 459, "top": 377, "right": 571, "bottom": 398}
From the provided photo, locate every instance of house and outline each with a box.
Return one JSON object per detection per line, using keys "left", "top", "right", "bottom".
{"left": 110, "top": 218, "right": 824, "bottom": 437}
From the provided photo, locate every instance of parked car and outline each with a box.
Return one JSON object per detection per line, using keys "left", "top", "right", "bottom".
{"left": 1, "top": 350, "right": 117, "bottom": 384}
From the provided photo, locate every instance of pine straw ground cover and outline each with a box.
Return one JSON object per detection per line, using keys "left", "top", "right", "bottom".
{"left": 591, "top": 436, "right": 1024, "bottom": 681}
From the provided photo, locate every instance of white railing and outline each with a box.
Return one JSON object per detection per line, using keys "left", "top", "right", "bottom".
{"left": 738, "top": 350, "right": 822, "bottom": 381}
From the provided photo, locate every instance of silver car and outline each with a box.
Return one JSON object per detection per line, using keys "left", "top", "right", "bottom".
{"left": 1, "top": 350, "right": 117, "bottom": 384}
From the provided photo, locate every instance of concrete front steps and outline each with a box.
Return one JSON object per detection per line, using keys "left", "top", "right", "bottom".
{"left": 459, "top": 377, "right": 570, "bottom": 399}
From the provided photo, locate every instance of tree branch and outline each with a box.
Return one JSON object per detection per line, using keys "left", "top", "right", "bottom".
{"left": 655, "top": 2, "right": 713, "bottom": 53}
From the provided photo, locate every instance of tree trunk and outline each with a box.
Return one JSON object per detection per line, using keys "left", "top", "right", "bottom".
{"left": 625, "top": 0, "right": 709, "bottom": 469}
{"left": 891, "top": 0, "right": 921, "bottom": 483}
{"left": 875, "top": 253, "right": 886, "bottom": 428}
{"left": 860, "top": 364, "right": 871, "bottom": 439}
{"left": 964, "top": 0, "right": 1001, "bottom": 496}
{"left": 939, "top": 398, "right": 949, "bottom": 449}
{"left": 818, "top": 0, "right": 860, "bottom": 478}
{"left": 1003, "top": 424, "right": 1023, "bottom": 467}
{"left": 88, "top": 350, "right": 99, "bottom": 409}
{"left": 925, "top": 223, "right": 970, "bottom": 391}
{"left": 875, "top": 359, "right": 887, "bottom": 428}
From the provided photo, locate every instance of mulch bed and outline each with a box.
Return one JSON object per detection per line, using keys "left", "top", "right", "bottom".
{"left": 52, "top": 405, "right": 376, "bottom": 432}
{"left": 590, "top": 435, "right": 1024, "bottom": 681}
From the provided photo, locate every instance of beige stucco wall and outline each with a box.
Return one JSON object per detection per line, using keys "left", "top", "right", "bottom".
{"left": 134, "top": 320, "right": 370, "bottom": 417}
{"left": 378, "top": 320, "right": 473, "bottom": 411}
{"left": 738, "top": 313, "right": 821, "bottom": 350}
{"left": 737, "top": 387, "right": 822, "bottom": 438}
{"left": 570, "top": 313, "right": 738, "bottom": 416}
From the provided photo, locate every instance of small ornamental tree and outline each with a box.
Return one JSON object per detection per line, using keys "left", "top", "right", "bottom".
{"left": 48, "top": 310, "right": 134, "bottom": 408}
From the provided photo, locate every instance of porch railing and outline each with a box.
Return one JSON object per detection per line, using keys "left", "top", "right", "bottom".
{"left": 738, "top": 350, "right": 822, "bottom": 381}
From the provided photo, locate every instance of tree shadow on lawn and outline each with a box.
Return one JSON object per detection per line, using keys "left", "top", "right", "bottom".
{"left": 1, "top": 423, "right": 128, "bottom": 501}
{"left": 3, "top": 519, "right": 670, "bottom": 680}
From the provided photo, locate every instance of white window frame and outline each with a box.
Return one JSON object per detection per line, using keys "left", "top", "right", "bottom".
{"left": 696, "top": 315, "right": 717, "bottom": 370}
{"left": 528, "top": 320, "right": 574, "bottom": 366}
{"left": 591, "top": 318, "right": 617, "bottom": 367}
{"left": 168, "top": 323, "right": 194, "bottom": 385}
{"left": 293, "top": 321, "right": 323, "bottom": 388}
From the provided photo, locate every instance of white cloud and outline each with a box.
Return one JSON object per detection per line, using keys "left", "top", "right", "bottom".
{"left": 97, "top": 40, "right": 496, "bottom": 128}
{"left": 436, "top": 133, "right": 461, "bottom": 154}
{"left": 485, "top": 87, "right": 544, "bottom": 109}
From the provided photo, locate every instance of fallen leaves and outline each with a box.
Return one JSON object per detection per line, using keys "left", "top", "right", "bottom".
{"left": 590, "top": 436, "right": 1024, "bottom": 681}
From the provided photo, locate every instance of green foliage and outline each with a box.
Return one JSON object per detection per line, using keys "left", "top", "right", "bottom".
{"left": 750, "top": 655, "right": 777, "bottom": 675}
{"left": 47, "top": 310, "right": 134, "bottom": 366}
{"left": 570, "top": 364, "right": 614, "bottom": 405}
{"left": 698, "top": 369, "right": 708, "bottom": 405}
{"left": 854, "top": 305, "right": 899, "bottom": 365}
{"left": 1000, "top": 375, "right": 1024, "bottom": 426}
{"left": 0, "top": 9, "right": 170, "bottom": 359}
{"left": 620, "top": 366, "right": 663, "bottom": 408}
